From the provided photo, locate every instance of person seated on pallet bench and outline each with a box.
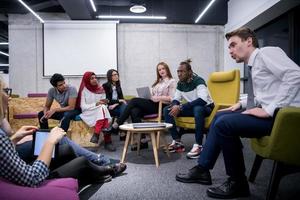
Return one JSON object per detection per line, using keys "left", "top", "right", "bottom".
{"left": 76, "top": 71, "right": 116, "bottom": 151}
{"left": 38, "top": 73, "right": 80, "bottom": 132}
{"left": 102, "top": 69, "right": 127, "bottom": 139}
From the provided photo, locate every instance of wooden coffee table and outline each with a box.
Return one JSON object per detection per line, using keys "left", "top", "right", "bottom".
{"left": 119, "top": 123, "right": 172, "bottom": 167}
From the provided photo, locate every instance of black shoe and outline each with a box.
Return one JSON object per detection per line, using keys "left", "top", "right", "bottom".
{"left": 176, "top": 165, "right": 212, "bottom": 185}
{"left": 93, "top": 165, "right": 114, "bottom": 176}
{"left": 120, "top": 135, "right": 126, "bottom": 141}
{"left": 131, "top": 142, "right": 149, "bottom": 151}
{"left": 111, "top": 127, "right": 119, "bottom": 135}
{"left": 119, "top": 132, "right": 126, "bottom": 141}
{"left": 109, "top": 163, "right": 127, "bottom": 177}
{"left": 206, "top": 178, "right": 250, "bottom": 199}
{"left": 95, "top": 174, "right": 112, "bottom": 183}
{"left": 104, "top": 142, "right": 116, "bottom": 152}
{"left": 90, "top": 134, "right": 100, "bottom": 144}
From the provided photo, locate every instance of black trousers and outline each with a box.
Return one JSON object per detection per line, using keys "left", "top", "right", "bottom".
{"left": 17, "top": 142, "right": 107, "bottom": 187}
{"left": 49, "top": 156, "right": 110, "bottom": 187}
{"left": 38, "top": 109, "right": 81, "bottom": 132}
{"left": 117, "top": 97, "right": 160, "bottom": 125}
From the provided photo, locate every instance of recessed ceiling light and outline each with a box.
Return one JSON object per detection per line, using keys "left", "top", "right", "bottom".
{"left": 97, "top": 15, "right": 166, "bottom": 20}
{"left": 130, "top": 5, "right": 147, "bottom": 13}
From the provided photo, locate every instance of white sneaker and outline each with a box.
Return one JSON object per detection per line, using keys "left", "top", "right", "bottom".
{"left": 186, "top": 144, "right": 203, "bottom": 159}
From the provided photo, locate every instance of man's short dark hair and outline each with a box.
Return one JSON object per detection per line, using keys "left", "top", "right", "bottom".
{"left": 225, "top": 27, "right": 259, "bottom": 48}
{"left": 50, "top": 73, "right": 65, "bottom": 87}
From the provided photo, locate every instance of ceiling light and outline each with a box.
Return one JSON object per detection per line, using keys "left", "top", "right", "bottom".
{"left": 0, "top": 64, "right": 9, "bottom": 67}
{"left": 18, "top": 0, "right": 44, "bottom": 23}
{"left": 130, "top": 5, "right": 147, "bottom": 13}
{"left": 195, "top": 0, "right": 216, "bottom": 23}
{"left": 97, "top": 15, "right": 166, "bottom": 20}
{"left": 0, "top": 42, "right": 9, "bottom": 45}
{"left": 0, "top": 51, "right": 9, "bottom": 57}
{"left": 89, "top": 0, "right": 97, "bottom": 12}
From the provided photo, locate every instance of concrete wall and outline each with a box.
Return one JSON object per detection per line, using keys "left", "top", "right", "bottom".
{"left": 8, "top": 13, "right": 224, "bottom": 97}
{"left": 118, "top": 24, "right": 224, "bottom": 95}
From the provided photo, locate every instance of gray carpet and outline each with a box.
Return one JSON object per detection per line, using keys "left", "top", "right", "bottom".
{"left": 81, "top": 133, "right": 300, "bottom": 200}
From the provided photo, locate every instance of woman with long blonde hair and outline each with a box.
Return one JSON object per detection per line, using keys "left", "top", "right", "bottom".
{"left": 115, "top": 62, "right": 176, "bottom": 149}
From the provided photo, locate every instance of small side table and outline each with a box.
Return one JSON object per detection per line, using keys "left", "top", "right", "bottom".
{"left": 119, "top": 123, "right": 172, "bottom": 167}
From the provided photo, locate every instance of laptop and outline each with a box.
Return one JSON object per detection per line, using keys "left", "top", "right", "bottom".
{"left": 136, "top": 86, "right": 152, "bottom": 99}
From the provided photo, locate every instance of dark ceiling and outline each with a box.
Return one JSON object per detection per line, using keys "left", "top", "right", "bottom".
{"left": 0, "top": 0, "right": 228, "bottom": 63}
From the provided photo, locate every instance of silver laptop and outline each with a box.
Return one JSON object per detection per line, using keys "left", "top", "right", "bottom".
{"left": 136, "top": 86, "right": 152, "bottom": 99}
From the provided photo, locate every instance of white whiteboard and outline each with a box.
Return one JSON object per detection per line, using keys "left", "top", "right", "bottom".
{"left": 43, "top": 21, "right": 117, "bottom": 76}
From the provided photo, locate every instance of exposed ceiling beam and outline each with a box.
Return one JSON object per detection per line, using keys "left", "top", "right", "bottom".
{"left": 57, "top": 0, "right": 92, "bottom": 19}
{"left": 31, "top": 0, "right": 60, "bottom": 11}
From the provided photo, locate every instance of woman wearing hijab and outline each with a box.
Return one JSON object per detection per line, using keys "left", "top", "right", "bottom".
{"left": 0, "top": 79, "right": 126, "bottom": 189}
{"left": 77, "top": 72, "right": 116, "bottom": 151}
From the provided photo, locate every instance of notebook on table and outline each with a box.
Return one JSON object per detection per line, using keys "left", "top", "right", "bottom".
{"left": 136, "top": 86, "right": 152, "bottom": 99}
{"left": 132, "top": 123, "right": 166, "bottom": 129}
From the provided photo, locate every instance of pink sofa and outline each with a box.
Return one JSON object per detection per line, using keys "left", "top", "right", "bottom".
{"left": 0, "top": 178, "right": 79, "bottom": 200}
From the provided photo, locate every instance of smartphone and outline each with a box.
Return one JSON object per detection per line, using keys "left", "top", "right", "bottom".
{"left": 32, "top": 129, "right": 58, "bottom": 158}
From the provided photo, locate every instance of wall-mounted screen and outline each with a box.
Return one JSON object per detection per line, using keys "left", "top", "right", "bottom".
{"left": 43, "top": 21, "right": 117, "bottom": 76}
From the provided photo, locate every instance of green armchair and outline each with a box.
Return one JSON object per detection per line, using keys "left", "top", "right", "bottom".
{"left": 175, "top": 69, "right": 240, "bottom": 130}
{"left": 249, "top": 107, "right": 300, "bottom": 200}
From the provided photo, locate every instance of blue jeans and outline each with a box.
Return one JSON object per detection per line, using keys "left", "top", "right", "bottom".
{"left": 16, "top": 136, "right": 111, "bottom": 166}
{"left": 198, "top": 109, "right": 274, "bottom": 180}
{"left": 109, "top": 103, "right": 127, "bottom": 117}
{"left": 59, "top": 137, "right": 110, "bottom": 165}
{"left": 163, "top": 105, "right": 212, "bottom": 145}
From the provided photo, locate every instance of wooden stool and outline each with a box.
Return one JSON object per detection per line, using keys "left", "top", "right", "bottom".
{"left": 119, "top": 123, "right": 172, "bottom": 167}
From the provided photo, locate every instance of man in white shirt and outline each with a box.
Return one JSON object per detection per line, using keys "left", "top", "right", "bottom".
{"left": 175, "top": 27, "right": 300, "bottom": 199}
